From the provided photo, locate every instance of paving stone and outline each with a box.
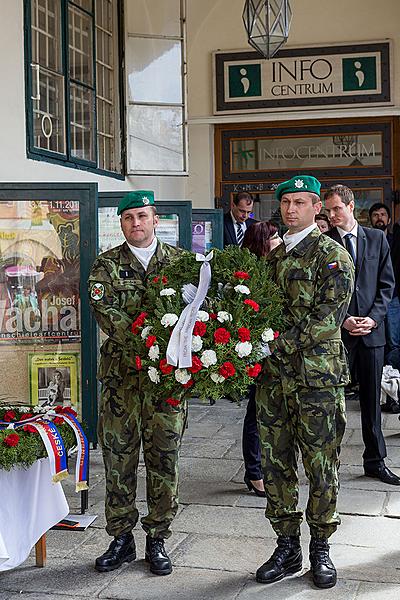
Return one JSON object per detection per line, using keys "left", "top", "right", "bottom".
{"left": 217, "top": 423, "right": 246, "bottom": 439}
{"left": 179, "top": 479, "right": 244, "bottom": 506}
{"left": 355, "top": 581, "right": 400, "bottom": 598}
{"left": 337, "top": 487, "right": 386, "bottom": 516}
{"left": 333, "top": 543, "right": 400, "bottom": 584}
{"left": 334, "top": 514, "right": 400, "bottom": 549}
{"left": 184, "top": 421, "right": 223, "bottom": 438}
{"left": 178, "top": 457, "right": 242, "bottom": 482}
{"left": 236, "top": 575, "right": 359, "bottom": 599}
{"left": 223, "top": 440, "right": 245, "bottom": 460}
{"left": 384, "top": 491, "right": 400, "bottom": 517}
{"left": 180, "top": 437, "right": 235, "bottom": 458}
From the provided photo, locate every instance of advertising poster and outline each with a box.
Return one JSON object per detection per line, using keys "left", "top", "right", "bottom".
{"left": 0, "top": 200, "right": 80, "bottom": 343}
{"left": 28, "top": 352, "right": 79, "bottom": 409}
{"left": 192, "top": 220, "right": 213, "bottom": 254}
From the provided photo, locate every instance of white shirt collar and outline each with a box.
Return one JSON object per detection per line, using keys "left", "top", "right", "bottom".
{"left": 127, "top": 237, "right": 158, "bottom": 270}
{"left": 337, "top": 221, "right": 358, "bottom": 240}
{"left": 283, "top": 223, "right": 318, "bottom": 253}
{"left": 230, "top": 211, "right": 246, "bottom": 230}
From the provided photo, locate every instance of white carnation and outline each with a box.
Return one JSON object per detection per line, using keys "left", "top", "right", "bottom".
{"left": 217, "top": 311, "right": 233, "bottom": 323}
{"left": 148, "top": 344, "right": 160, "bottom": 361}
{"left": 160, "top": 288, "right": 176, "bottom": 297}
{"left": 261, "top": 328, "right": 275, "bottom": 343}
{"left": 160, "top": 313, "right": 179, "bottom": 328}
{"left": 235, "top": 341, "right": 253, "bottom": 358}
{"left": 175, "top": 369, "right": 192, "bottom": 384}
{"left": 192, "top": 335, "right": 203, "bottom": 352}
{"left": 148, "top": 366, "right": 160, "bottom": 383}
{"left": 234, "top": 284, "right": 250, "bottom": 295}
{"left": 197, "top": 310, "right": 210, "bottom": 322}
{"left": 200, "top": 349, "right": 217, "bottom": 367}
{"left": 211, "top": 372, "right": 225, "bottom": 383}
{"left": 141, "top": 326, "right": 152, "bottom": 339}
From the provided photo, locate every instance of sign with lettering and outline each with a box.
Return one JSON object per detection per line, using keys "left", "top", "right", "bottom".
{"left": 214, "top": 42, "right": 391, "bottom": 114}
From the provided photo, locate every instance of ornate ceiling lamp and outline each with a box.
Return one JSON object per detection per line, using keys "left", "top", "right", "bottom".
{"left": 243, "top": 0, "right": 292, "bottom": 59}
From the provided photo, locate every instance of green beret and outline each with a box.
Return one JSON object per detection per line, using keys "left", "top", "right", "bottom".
{"left": 117, "top": 190, "right": 155, "bottom": 215}
{"left": 275, "top": 175, "right": 321, "bottom": 200}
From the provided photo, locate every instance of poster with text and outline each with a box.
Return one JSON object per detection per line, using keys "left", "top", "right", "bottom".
{"left": 29, "top": 352, "right": 80, "bottom": 409}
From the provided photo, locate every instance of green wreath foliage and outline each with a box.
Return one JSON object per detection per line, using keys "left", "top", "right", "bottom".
{"left": 132, "top": 246, "right": 284, "bottom": 403}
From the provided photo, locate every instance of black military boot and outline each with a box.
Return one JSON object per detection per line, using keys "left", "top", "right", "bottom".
{"left": 256, "top": 535, "right": 302, "bottom": 584}
{"left": 95, "top": 532, "right": 136, "bottom": 572}
{"left": 145, "top": 536, "right": 172, "bottom": 576}
{"left": 309, "top": 538, "right": 337, "bottom": 588}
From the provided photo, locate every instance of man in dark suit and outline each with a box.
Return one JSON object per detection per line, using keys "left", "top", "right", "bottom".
{"left": 325, "top": 184, "right": 400, "bottom": 485}
{"left": 223, "top": 192, "right": 257, "bottom": 247}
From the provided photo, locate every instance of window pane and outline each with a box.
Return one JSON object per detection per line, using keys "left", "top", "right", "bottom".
{"left": 72, "top": 0, "right": 93, "bottom": 12}
{"left": 68, "top": 5, "right": 94, "bottom": 86}
{"left": 128, "top": 105, "right": 184, "bottom": 172}
{"left": 31, "top": 0, "right": 62, "bottom": 72}
{"left": 127, "top": 38, "right": 182, "bottom": 103}
{"left": 70, "top": 84, "right": 95, "bottom": 162}
{"left": 32, "top": 68, "right": 66, "bottom": 154}
{"left": 126, "top": 0, "right": 181, "bottom": 36}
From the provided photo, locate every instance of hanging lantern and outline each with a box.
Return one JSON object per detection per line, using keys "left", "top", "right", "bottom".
{"left": 243, "top": 0, "right": 292, "bottom": 59}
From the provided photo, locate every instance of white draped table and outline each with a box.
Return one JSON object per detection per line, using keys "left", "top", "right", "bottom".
{"left": 0, "top": 457, "right": 69, "bottom": 570}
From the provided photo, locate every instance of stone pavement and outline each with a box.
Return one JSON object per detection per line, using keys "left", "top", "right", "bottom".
{"left": 1, "top": 398, "right": 400, "bottom": 599}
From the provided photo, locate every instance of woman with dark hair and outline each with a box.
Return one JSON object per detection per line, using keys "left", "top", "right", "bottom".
{"left": 240, "top": 221, "right": 282, "bottom": 497}
{"left": 315, "top": 213, "right": 331, "bottom": 233}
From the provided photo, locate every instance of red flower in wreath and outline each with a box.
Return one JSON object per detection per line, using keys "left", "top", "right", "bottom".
{"left": 188, "top": 356, "right": 203, "bottom": 374}
{"left": 209, "top": 313, "right": 217, "bottom": 320}
{"left": 2, "top": 410, "right": 16, "bottom": 422}
{"left": 238, "top": 327, "right": 251, "bottom": 342}
{"left": 234, "top": 271, "right": 250, "bottom": 280}
{"left": 274, "top": 331, "right": 280, "bottom": 339}
{"left": 244, "top": 299, "right": 260, "bottom": 312}
{"left": 246, "top": 363, "right": 262, "bottom": 378}
{"left": 193, "top": 321, "right": 207, "bottom": 337}
{"left": 53, "top": 417, "right": 65, "bottom": 426}
{"left": 214, "top": 328, "right": 231, "bottom": 344}
{"left": 131, "top": 311, "right": 148, "bottom": 334}
{"left": 159, "top": 359, "right": 173, "bottom": 375}
{"left": 219, "top": 362, "right": 236, "bottom": 378}
{"left": 152, "top": 276, "right": 160, "bottom": 283}
{"left": 183, "top": 379, "right": 194, "bottom": 389}
{"left": 55, "top": 406, "right": 77, "bottom": 417}
{"left": 3, "top": 433, "right": 20, "bottom": 447}
{"left": 162, "top": 276, "right": 168, "bottom": 284}
{"left": 19, "top": 413, "right": 34, "bottom": 420}
{"left": 23, "top": 424, "right": 39, "bottom": 434}
{"left": 166, "top": 397, "right": 180, "bottom": 407}
{"left": 135, "top": 356, "right": 142, "bottom": 371}
{"left": 145, "top": 335, "right": 157, "bottom": 348}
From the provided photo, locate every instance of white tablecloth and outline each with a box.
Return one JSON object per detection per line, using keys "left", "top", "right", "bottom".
{"left": 0, "top": 457, "right": 69, "bottom": 570}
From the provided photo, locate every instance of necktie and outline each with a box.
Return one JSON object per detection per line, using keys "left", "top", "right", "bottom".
{"left": 344, "top": 233, "right": 356, "bottom": 264}
{"left": 236, "top": 222, "right": 244, "bottom": 246}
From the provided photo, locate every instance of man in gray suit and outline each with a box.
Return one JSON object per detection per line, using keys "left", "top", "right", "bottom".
{"left": 325, "top": 184, "right": 400, "bottom": 485}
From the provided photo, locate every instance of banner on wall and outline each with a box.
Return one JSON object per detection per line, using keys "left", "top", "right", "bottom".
{"left": 28, "top": 352, "right": 79, "bottom": 409}
{"left": 0, "top": 200, "right": 80, "bottom": 343}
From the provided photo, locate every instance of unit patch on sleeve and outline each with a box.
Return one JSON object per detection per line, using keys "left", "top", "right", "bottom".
{"left": 91, "top": 282, "right": 105, "bottom": 300}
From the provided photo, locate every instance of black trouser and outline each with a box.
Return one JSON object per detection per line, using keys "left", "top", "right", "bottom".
{"left": 242, "top": 385, "right": 263, "bottom": 480}
{"left": 347, "top": 341, "right": 387, "bottom": 468}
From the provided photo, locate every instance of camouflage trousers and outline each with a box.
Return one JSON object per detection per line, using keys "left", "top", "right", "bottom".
{"left": 255, "top": 382, "right": 346, "bottom": 539}
{"left": 98, "top": 373, "right": 187, "bottom": 539}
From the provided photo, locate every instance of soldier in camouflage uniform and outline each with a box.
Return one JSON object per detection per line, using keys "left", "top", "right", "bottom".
{"left": 88, "top": 191, "right": 185, "bottom": 576}
{"left": 255, "top": 176, "right": 354, "bottom": 589}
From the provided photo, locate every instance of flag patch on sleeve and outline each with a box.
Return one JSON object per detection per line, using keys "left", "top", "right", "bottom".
{"left": 327, "top": 261, "right": 338, "bottom": 270}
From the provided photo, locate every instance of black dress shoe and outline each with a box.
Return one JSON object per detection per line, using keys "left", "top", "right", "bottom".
{"left": 145, "top": 536, "right": 172, "bottom": 575}
{"left": 244, "top": 475, "right": 266, "bottom": 498}
{"left": 381, "top": 397, "right": 400, "bottom": 413}
{"left": 364, "top": 465, "right": 400, "bottom": 485}
{"left": 256, "top": 536, "right": 302, "bottom": 584}
{"left": 309, "top": 538, "right": 336, "bottom": 589}
{"left": 95, "top": 532, "right": 136, "bottom": 572}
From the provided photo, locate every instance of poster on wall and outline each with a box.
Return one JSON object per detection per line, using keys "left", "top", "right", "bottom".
{"left": 0, "top": 200, "right": 81, "bottom": 343}
{"left": 28, "top": 352, "right": 79, "bottom": 409}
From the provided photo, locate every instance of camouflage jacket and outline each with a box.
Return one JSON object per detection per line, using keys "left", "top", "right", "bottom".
{"left": 88, "top": 239, "right": 181, "bottom": 382}
{"left": 265, "top": 227, "right": 355, "bottom": 390}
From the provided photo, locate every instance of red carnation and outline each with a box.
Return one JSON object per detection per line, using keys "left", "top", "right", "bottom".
{"left": 214, "top": 327, "right": 231, "bottom": 344}
{"left": 131, "top": 311, "right": 148, "bottom": 334}
{"left": 53, "top": 417, "right": 65, "bottom": 425}
{"left": 55, "top": 406, "right": 77, "bottom": 417}
{"left": 238, "top": 327, "right": 251, "bottom": 342}
{"left": 162, "top": 276, "right": 168, "bottom": 284}
{"left": 23, "top": 424, "right": 39, "bottom": 434}
{"left": 2, "top": 410, "right": 16, "bottom": 422}
{"left": 159, "top": 359, "right": 173, "bottom": 375}
{"left": 135, "top": 356, "right": 142, "bottom": 371}
{"left": 193, "top": 321, "right": 207, "bottom": 337}
{"left": 219, "top": 362, "right": 236, "bottom": 378}
{"left": 244, "top": 299, "right": 260, "bottom": 312}
{"left": 188, "top": 356, "right": 203, "bottom": 374}
{"left": 3, "top": 433, "right": 20, "bottom": 447}
{"left": 234, "top": 271, "right": 250, "bottom": 280}
{"left": 274, "top": 331, "right": 280, "bottom": 339}
{"left": 146, "top": 335, "right": 157, "bottom": 348}
{"left": 246, "top": 363, "right": 262, "bottom": 378}
{"left": 183, "top": 379, "right": 194, "bottom": 389}
{"left": 166, "top": 397, "right": 180, "bottom": 407}
{"left": 19, "top": 413, "right": 34, "bottom": 420}
{"left": 209, "top": 313, "right": 217, "bottom": 320}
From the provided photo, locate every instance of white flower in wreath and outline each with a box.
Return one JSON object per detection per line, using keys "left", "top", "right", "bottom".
{"left": 235, "top": 341, "right": 253, "bottom": 357}
{"left": 192, "top": 335, "right": 203, "bottom": 352}
{"left": 217, "top": 311, "right": 233, "bottom": 323}
{"left": 200, "top": 349, "right": 217, "bottom": 367}
{"left": 234, "top": 284, "right": 250, "bottom": 295}
{"left": 175, "top": 368, "right": 192, "bottom": 385}
{"left": 197, "top": 310, "right": 210, "bottom": 322}
{"left": 148, "top": 344, "right": 160, "bottom": 361}
{"left": 141, "top": 326, "right": 152, "bottom": 340}
{"left": 211, "top": 372, "right": 225, "bottom": 383}
{"left": 261, "top": 328, "right": 275, "bottom": 343}
{"left": 148, "top": 366, "right": 160, "bottom": 383}
{"left": 160, "top": 288, "right": 176, "bottom": 297}
{"left": 160, "top": 313, "right": 179, "bottom": 328}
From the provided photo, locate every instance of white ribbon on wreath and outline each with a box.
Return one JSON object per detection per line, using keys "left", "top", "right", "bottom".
{"left": 166, "top": 251, "right": 213, "bottom": 368}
